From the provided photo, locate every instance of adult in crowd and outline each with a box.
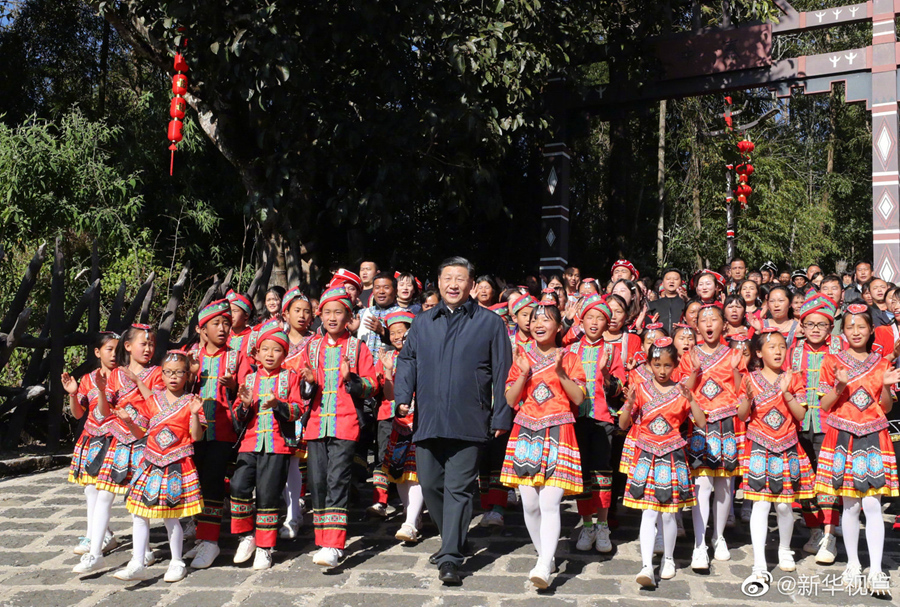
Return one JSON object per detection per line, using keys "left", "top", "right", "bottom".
{"left": 648, "top": 267, "right": 685, "bottom": 334}
{"left": 358, "top": 260, "right": 378, "bottom": 307}
{"left": 394, "top": 256, "right": 513, "bottom": 586}
{"left": 844, "top": 260, "right": 873, "bottom": 305}
{"left": 357, "top": 272, "right": 401, "bottom": 356}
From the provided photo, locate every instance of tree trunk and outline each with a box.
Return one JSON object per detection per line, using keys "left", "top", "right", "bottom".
{"left": 98, "top": 20, "right": 110, "bottom": 117}
{"left": 656, "top": 100, "right": 667, "bottom": 268}
{"left": 691, "top": 111, "right": 704, "bottom": 270}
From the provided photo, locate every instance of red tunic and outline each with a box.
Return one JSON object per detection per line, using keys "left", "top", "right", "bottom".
{"left": 196, "top": 345, "right": 253, "bottom": 443}
{"left": 76, "top": 369, "right": 113, "bottom": 438}
{"left": 106, "top": 366, "right": 163, "bottom": 444}
{"left": 684, "top": 344, "right": 743, "bottom": 422}
{"left": 374, "top": 349, "right": 399, "bottom": 421}
{"left": 606, "top": 332, "right": 642, "bottom": 384}
{"left": 819, "top": 352, "right": 891, "bottom": 437}
{"left": 505, "top": 348, "right": 586, "bottom": 424}
{"left": 297, "top": 331, "right": 378, "bottom": 441}
{"left": 229, "top": 326, "right": 253, "bottom": 356}
{"left": 143, "top": 391, "right": 206, "bottom": 468}
{"left": 630, "top": 382, "right": 692, "bottom": 457}
{"left": 568, "top": 336, "right": 623, "bottom": 423}
{"left": 236, "top": 368, "right": 304, "bottom": 454}
{"left": 741, "top": 371, "right": 802, "bottom": 453}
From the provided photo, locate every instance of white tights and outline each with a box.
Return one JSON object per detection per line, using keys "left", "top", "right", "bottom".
{"left": 640, "top": 510, "right": 676, "bottom": 567}
{"left": 131, "top": 516, "right": 184, "bottom": 565}
{"left": 83, "top": 484, "right": 99, "bottom": 537}
{"left": 692, "top": 476, "right": 732, "bottom": 548}
{"left": 284, "top": 462, "right": 304, "bottom": 523}
{"left": 749, "top": 500, "right": 793, "bottom": 570}
{"left": 88, "top": 489, "right": 116, "bottom": 558}
{"left": 396, "top": 482, "right": 425, "bottom": 529}
{"left": 519, "top": 485, "right": 564, "bottom": 568}
{"left": 842, "top": 496, "right": 884, "bottom": 574}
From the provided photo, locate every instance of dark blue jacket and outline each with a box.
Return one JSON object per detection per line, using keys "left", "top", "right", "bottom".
{"left": 394, "top": 297, "right": 513, "bottom": 443}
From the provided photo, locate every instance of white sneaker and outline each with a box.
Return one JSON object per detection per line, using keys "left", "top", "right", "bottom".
{"left": 366, "top": 503, "right": 388, "bottom": 518}
{"left": 740, "top": 501, "right": 753, "bottom": 523}
{"left": 868, "top": 571, "right": 892, "bottom": 598}
{"left": 815, "top": 533, "right": 837, "bottom": 565}
{"left": 312, "top": 547, "right": 342, "bottom": 568}
{"left": 480, "top": 511, "right": 504, "bottom": 527}
{"left": 72, "top": 553, "right": 105, "bottom": 574}
{"left": 164, "top": 560, "right": 187, "bottom": 582}
{"left": 660, "top": 557, "right": 676, "bottom": 580}
{"left": 252, "top": 547, "right": 273, "bottom": 570}
{"left": 507, "top": 489, "right": 519, "bottom": 506}
{"left": 112, "top": 559, "right": 149, "bottom": 581}
{"left": 635, "top": 565, "right": 656, "bottom": 588}
{"left": 802, "top": 528, "right": 824, "bottom": 554}
{"left": 744, "top": 566, "right": 770, "bottom": 591}
{"left": 777, "top": 548, "right": 795, "bottom": 572}
{"left": 395, "top": 523, "right": 420, "bottom": 543}
{"left": 279, "top": 519, "right": 300, "bottom": 540}
{"left": 102, "top": 530, "right": 117, "bottom": 554}
{"left": 675, "top": 514, "right": 686, "bottom": 538}
{"left": 574, "top": 526, "right": 596, "bottom": 551}
{"left": 840, "top": 564, "right": 863, "bottom": 589}
{"left": 528, "top": 560, "right": 552, "bottom": 589}
{"left": 73, "top": 536, "right": 91, "bottom": 555}
{"left": 653, "top": 531, "right": 664, "bottom": 555}
{"left": 712, "top": 536, "right": 730, "bottom": 561}
{"left": 691, "top": 546, "right": 709, "bottom": 571}
{"left": 183, "top": 540, "right": 202, "bottom": 560}
{"left": 190, "top": 540, "right": 220, "bottom": 569}
{"left": 183, "top": 519, "right": 196, "bottom": 541}
{"left": 595, "top": 522, "right": 612, "bottom": 553}
{"left": 234, "top": 535, "right": 257, "bottom": 564}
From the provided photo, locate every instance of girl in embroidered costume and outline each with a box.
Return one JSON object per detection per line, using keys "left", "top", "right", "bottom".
{"left": 298, "top": 285, "right": 378, "bottom": 569}
{"left": 110, "top": 350, "right": 206, "bottom": 583}
{"left": 620, "top": 338, "right": 706, "bottom": 588}
{"left": 230, "top": 322, "right": 304, "bottom": 571}
{"left": 683, "top": 304, "right": 744, "bottom": 570}
{"left": 815, "top": 304, "right": 900, "bottom": 596}
{"left": 63, "top": 332, "right": 119, "bottom": 558}
{"left": 737, "top": 329, "right": 815, "bottom": 588}
{"left": 74, "top": 325, "right": 161, "bottom": 576}
{"left": 501, "top": 303, "right": 586, "bottom": 589}
{"left": 279, "top": 287, "right": 315, "bottom": 540}
{"left": 376, "top": 310, "right": 424, "bottom": 543}
{"left": 570, "top": 295, "right": 620, "bottom": 554}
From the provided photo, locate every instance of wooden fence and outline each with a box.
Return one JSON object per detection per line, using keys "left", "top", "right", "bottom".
{"left": 0, "top": 237, "right": 275, "bottom": 452}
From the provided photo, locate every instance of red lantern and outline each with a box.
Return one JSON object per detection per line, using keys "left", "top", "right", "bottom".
{"left": 172, "top": 74, "right": 188, "bottom": 96}
{"left": 737, "top": 194, "right": 748, "bottom": 207}
{"left": 736, "top": 163, "right": 755, "bottom": 176}
{"left": 170, "top": 97, "right": 186, "bottom": 119}
{"left": 167, "top": 119, "right": 184, "bottom": 143}
{"left": 745, "top": 140, "right": 755, "bottom": 153}
{"left": 738, "top": 174, "right": 748, "bottom": 183}
{"left": 173, "top": 53, "right": 189, "bottom": 72}
{"left": 736, "top": 183, "right": 752, "bottom": 196}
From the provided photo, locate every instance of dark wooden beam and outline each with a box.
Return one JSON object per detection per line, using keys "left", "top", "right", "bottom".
{"left": 0, "top": 243, "right": 46, "bottom": 335}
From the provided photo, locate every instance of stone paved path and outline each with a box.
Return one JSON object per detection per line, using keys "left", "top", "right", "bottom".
{"left": 0, "top": 468, "right": 897, "bottom": 607}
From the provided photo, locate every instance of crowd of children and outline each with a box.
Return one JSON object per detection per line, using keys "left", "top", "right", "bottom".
{"left": 62, "top": 258, "right": 899, "bottom": 596}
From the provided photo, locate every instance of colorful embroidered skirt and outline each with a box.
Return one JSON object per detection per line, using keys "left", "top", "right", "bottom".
{"left": 624, "top": 446, "right": 695, "bottom": 512}
{"left": 814, "top": 426, "right": 899, "bottom": 499}
{"left": 126, "top": 457, "right": 203, "bottom": 519}
{"left": 94, "top": 436, "right": 146, "bottom": 494}
{"left": 382, "top": 426, "right": 416, "bottom": 484}
{"left": 68, "top": 433, "right": 110, "bottom": 486}
{"left": 688, "top": 416, "right": 742, "bottom": 477}
{"left": 619, "top": 425, "right": 638, "bottom": 474}
{"left": 740, "top": 440, "right": 815, "bottom": 503}
{"left": 500, "top": 422, "right": 582, "bottom": 495}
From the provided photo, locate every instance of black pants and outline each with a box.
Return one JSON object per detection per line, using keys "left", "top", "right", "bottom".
{"left": 230, "top": 452, "right": 291, "bottom": 547}
{"left": 416, "top": 438, "right": 483, "bottom": 567}
{"left": 372, "top": 419, "right": 394, "bottom": 504}
{"left": 194, "top": 440, "right": 235, "bottom": 542}
{"left": 307, "top": 437, "right": 356, "bottom": 549}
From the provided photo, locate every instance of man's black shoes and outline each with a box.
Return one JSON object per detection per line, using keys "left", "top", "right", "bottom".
{"left": 439, "top": 562, "right": 461, "bottom": 585}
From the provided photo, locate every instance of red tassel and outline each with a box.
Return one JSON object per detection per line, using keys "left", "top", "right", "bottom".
{"left": 169, "top": 143, "right": 177, "bottom": 176}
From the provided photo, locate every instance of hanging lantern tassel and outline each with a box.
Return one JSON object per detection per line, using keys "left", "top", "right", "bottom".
{"left": 166, "top": 43, "right": 190, "bottom": 176}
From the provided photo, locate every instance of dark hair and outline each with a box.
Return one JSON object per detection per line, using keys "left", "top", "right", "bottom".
{"left": 662, "top": 267, "right": 683, "bottom": 280}
{"left": 748, "top": 330, "right": 787, "bottom": 371}
{"left": 766, "top": 285, "right": 794, "bottom": 319}
{"left": 438, "top": 256, "right": 474, "bottom": 279}
{"left": 682, "top": 298, "right": 703, "bottom": 322}
{"left": 95, "top": 331, "right": 119, "bottom": 350}
{"left": 580, "top": 280, "right": 600, "bottom": 295}
{"left": 723, "top": 294, "right": 747, "bottom": 320}
{"left": 736, "top": 279, "right": 760, "bottom": 307}
{"left": 730, "top": 257, "right": 746, "bottom": 267}
{"left": 611, "top": 279, "right": 642, "bottom": 322}
{"left": 115, "top": 325, "right": 157, "bottom": 368}
{"left": 640, "top": 325, "right": 669, "bottom": 342}
{"left": 546, "top": 273, "right": 565, "bottom": 288}
{"left": 821, "top": 274, "right": 842, "bottom": 288}
{"left": 421, "top": 288, "right": 439, "bottom": 303}
{"left": 563, "top": 266, "right": 580, "bottom": 277}
{"left": 373, "top": 271, "right": 398, "bottom": 289}
{"left": 855, "top": 260, "right": 873, "bottom": 271}
{"left": 540, "top": 290, "right": 560, "bottom": 307}
{"left": 648, "top": 341, "right": 679, "bottom": 364}
{"left": 697, "top": 303, "right": 725, "bottom": 321}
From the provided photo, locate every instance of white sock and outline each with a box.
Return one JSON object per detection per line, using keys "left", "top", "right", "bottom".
{"left": 862, "top": 495, "right": 884, "bottom": 574}
{"left": 537, "top": 486, "right": 564, "bottom": 568}
{"left": 284, "top": 461, "right": 303, "bottom": 523}
{"left": 84, "top": 484, "right": 98, "bottom": 538}
{"left": 89, "top": 490, "right": 116, "bottom": 558}
{"left": 774, "top": 502, "right": 793, "bottom": 551}
{"left": 750, "top": 500, "right": 770, "bottom": 570}
{"left": 661, "top": 512, "right": 677, "bottom": 559}
{"left": 692, "top": 476, "right": 713, "bottom": 548}
{"left": 164, "top": 519, "right": 184, "bottom": 563}
{"left": 841, "top": 497, "right": 862, "bottom": 568}
{"left": 403, "top": 483, "right": 425, "bottom": 529}
{"left": 713, "top": 476, "right": 732, "bottom": 540}
{"left": 132, "top": 515, "right": 150, "bottom": 565}
{"left": 640, "top": 509, "right": 660, "bottom": 567}
{"left": 519, "top": 485, "right": 542, "bottom": 558}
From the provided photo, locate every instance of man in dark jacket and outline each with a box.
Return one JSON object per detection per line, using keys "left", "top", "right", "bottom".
{"left": 394, "top": 256, "right": 513, "bottom": 585}
{"left": 648, "top": 268, "right": 686, "bottom": 334}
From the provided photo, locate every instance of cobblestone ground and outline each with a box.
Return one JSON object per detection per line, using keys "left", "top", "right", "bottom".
{"left": 0, "top": 468, "right": 898, "bottom": 607}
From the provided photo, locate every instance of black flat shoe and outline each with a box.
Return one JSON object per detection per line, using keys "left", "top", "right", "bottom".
{"left": 438, "top": 562, "right": 461, "bottom": 585}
